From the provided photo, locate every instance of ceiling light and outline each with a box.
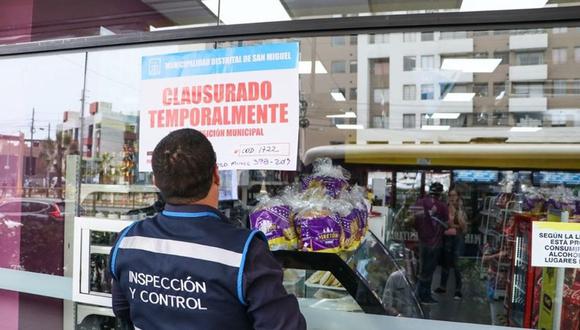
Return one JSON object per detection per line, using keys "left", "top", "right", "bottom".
{"left": 298, "top": 61, "right": 327, "bottom": 74}
{"left": 510, "top": 127, "right": 542, "bottom": 132}
{"left": 441, "top": 59, "right": 502, "bottom": 73}
{"left": 422, "top": 125, "right": 451, "bottom": 131}
{"left": 460, "top": 0, "right": 548, "bottom": 12}
{"left": 331, "top": 92, "right": 346, "bottom": 102}
{"left": 432, "top": 113, "right": 461, "bottom": 119}
{"left": 336, "top": 124, "right": 364, "bottom": 130}
{"left": 326, "top": 112, "right": 357, "bottom": 118}
{"left": 443, "top": 93, "right": 475, "bottom": 102}
{"left": 201, "top": 0, "right": 291, "bottom": 24}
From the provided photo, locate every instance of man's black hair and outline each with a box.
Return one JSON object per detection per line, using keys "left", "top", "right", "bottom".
{"left": 152, "top": 128, "right": 216, "bottom": 204}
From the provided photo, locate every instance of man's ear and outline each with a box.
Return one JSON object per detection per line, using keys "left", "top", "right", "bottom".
{"left": 213, "top": 165, "right": 220, "bottom": 186}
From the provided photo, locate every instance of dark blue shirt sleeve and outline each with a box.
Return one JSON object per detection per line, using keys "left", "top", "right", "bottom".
{"left": 243, "top": 238, "right": 307, "bottom": 330}
{"left": 111, "top": 279, "right": 131, "bottom": 320}
{"left": 109, "top": 244, "right": 131, "bottom": 322}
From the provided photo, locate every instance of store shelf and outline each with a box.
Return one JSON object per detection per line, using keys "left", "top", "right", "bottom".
{"left": 504, "top": 301, "right": 511, "bottom": 311}
{"left": 480, "top": 227, "right": 505, "bottom": 238}
{"left": 89, "top": 291, "right": 112, "bottom": 298}
{"left": 493, "top": 269, "right": 510, "bottom": 276}
{"left": 80, "top": 184, "right": 158, "bottom": 201}
{"left": 86, "top": 205, "right": 136, "bottom": 213}
{"left": 480, "top": 226, "right": 500, "bottom": 235}
{"left": 480, "top": 211, "right": 493, "bottom": 217}
{"left": 485, "top": 213, "right": 501, "bottom": 220}
{"left": 515, "top": 257, "right": 528, "bottom": 266}
{"left": 494, "top": 289, "right": 507, "bottom": 299}
{"left": 76, "top": 304, "right": 114, "bottom": 325}
{"left": 248, "top": 181, "right": 289, "bottom": 186}
{"left": 513, "top": 285, "right": 526, "bottom": 295}
{"left": 90, "top": 245, "right": 113, "bottom": 255}
{"left": 305, "top": 282, "right": 347, "bottom": 292}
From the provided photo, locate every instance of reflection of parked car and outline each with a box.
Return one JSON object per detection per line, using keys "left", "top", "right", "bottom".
{"left": 0, "top": 198, "right": 65, "bottom": 275}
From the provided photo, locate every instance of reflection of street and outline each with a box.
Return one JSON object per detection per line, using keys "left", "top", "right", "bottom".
{"left": 0, "top": 198, "right": 65, "bottom": 276}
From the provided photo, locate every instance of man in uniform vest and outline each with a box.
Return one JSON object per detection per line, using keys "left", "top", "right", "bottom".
{"left": 109, "top": 128, "right": 306, "bottom": 329}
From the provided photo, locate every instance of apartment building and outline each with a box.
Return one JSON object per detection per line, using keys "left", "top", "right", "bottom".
{"left": 59, "top": 102, "right": 138, "bottom": 162}
{"left": 356, "top": 28, "right": 580, "bottom": 144}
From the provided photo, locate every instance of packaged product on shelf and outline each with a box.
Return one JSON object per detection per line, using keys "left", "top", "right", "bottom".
{"left": 560, "top": 269, "right": 580, "bottom": 330}
{"left": 307, "top": 270, "right": 344, "bottom": 289}
{"left": 496, "top": 193, "right": 514, "bottom": 208}
{"left": 118, "top": 193, "right": 129, "bottom": 208}
{"left": 523, "top": 186, "right": 580, "bottom": 215}
{"left": 250, "top": 163, "right": 370, "bottom": 253}
{"left": 523, "top": 193, "right": 545, "bottom": 214}
{"left": 281, "top": 185, "right": 310, "bottom": 238}
{"left": 296, "top": 199, "right": 343, "bottom": 253}
{"left": 301, "top": 157, "right": 350, "bottom": 198}
{"left": 561, "top": 285, "right": 580, "bottom": 329}
{"left": 329, "top": 199, "right": 359, "bottom": 251}
{"left": 349, "top": 185, "right": 370, "bottom": 238}
{"left": 249, "top": 195, "right": 298, "bottom": 250}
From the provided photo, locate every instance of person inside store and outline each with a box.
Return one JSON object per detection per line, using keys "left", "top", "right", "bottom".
{"left": 434, "top": 187, "right": 467, "bottom": 300}
{"left": 108, "top": 128, "right": 306, "bottom": 330}
{"left": 406, "top": 182, "right": 448, "bottom": 304}
{"left": 382, "top": 268, "right": 416, "bottom": 317}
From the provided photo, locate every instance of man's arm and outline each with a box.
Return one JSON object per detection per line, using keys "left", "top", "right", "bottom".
{"left": 111, "top": 280, "right": 131, "bottom": 319}
{"left": 244, "top": 238, "right": 306, "bottom": 330}
{"left": 108, "top": 245, "right": 131, "bottom": 321}
{"left": 111, "top": 280, "right": 135, "bottom": 330}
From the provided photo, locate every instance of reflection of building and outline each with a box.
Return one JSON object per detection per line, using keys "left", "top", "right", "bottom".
{"left": 356, "top": 29, "right": 580, "bottom": 144}
{"left": 59, "top": 102, "right": 138, "bottom": 162}
{"left": 229, "top": 37, "right": 359, "bottom": 152}
{"left": 23, "top": 139, "right": 43, "bottom": 177}
{"left": 298, "top": 36, "right": 358, "bottom": 151}
{"left": 0, "top": 133, "right": 25, "bottom": 195}
{"left": 288, "top": 28, "right": 580, "bottom": 150}
{"left": 358, "top": 32, "right": 476, "bottom": 130}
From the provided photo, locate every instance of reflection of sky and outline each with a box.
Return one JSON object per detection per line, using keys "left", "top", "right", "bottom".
{"left": 85, "top": 45, "right": 181, "bottom": 117}
{"left": 0, "top": 44, "right": 184, "bottom": 140}
{"left": 0, "top": 54, "right": 85, "bottom": 139}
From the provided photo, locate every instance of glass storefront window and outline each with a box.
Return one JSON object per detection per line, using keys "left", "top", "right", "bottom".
{"left": 4, "top": 21, "right": 580, "bottom": 330}
{"left": 420, "top": 84, "right": 434, "bottom": 100}
{"left": 0, "top": 52, "right": 86, "bottom": 330}
{"left": 403, "top": 85, "right": 417, "bottom": 101}
{"left": 403, "top": 56, "right": 416, "bottom": 72}
{"left": 516, "top": 51, "right": 545, "bottom": 65}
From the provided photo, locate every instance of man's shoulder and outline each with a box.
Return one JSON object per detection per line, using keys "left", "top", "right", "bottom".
{"left": 124, "top": 215, "right": 157, "bottom": 232}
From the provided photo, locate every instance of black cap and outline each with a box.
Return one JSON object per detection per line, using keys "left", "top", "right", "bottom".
{"left": 429, "top": 182, "right": 444, "bottom": 195}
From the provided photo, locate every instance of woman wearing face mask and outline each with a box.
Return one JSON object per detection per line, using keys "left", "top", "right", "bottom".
{"left": 434, "top": 188, "right": 467, "bottom": 300}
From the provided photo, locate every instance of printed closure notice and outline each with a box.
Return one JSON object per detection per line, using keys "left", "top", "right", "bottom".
{"left": 532, "top": 221, "right": 580, "bottom": 268}
{"left": 138, "top": 43, "right": 299, "bottom": 171}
